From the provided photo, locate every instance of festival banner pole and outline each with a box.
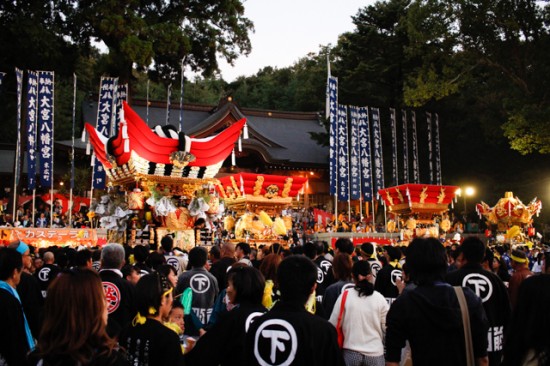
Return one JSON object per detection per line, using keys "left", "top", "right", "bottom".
{"left": 411, "top": 111, "right": 420, "bottom": 183}
{"left": 434, "top": 113, "right": 442, "bottom": 185}
{"left": 13, "top": 69, "right": 24, "bottom": 222}
{"left": 401, "top": 110, "right": 409, "bottom": 183}
{"left": 26, "top": 71, "right": 39, "bottom": 226}
{"left": 179, "top": 58, "right": 185, "bottom": 132}
{"left": 426, "top": 112, "right": 434, "bottom": 184}
{"left": 327, "top": 75, "right": 338, "bottom": 229}
{"left": 69, "top": 73, "right": 76, "bottom": 227}
{"left": 336, "top": 105, "right": 350, "bottom": 229}
{"left": 166, "top": 83, "right": 172, "bottom": 125}
{"left": 50, "top": 72, "right": 55, "bottom": 227}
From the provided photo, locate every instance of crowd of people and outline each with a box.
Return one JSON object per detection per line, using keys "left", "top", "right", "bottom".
{"left": 1, "top": 234, "right": 549, "bottom": 365}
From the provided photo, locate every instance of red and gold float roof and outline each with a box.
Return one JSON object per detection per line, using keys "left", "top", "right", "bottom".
{"left": 216, "top": 173, "right": 308, "bottom": 214}
{"left": 85, "top": 102, "right": 245, "bottom": 186}
{"left": 476, "top": 192, "right": 541, "bottom": 227}
{"left": 378, "top": 184, "right": 459, "bottom": 215}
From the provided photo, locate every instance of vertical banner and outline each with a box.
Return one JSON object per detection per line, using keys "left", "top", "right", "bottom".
{"left": 0, "top": 72, "right": 6, "bottom": 92}
{"left": 426, "top": 112, "right": 434, "bottom": 184}
{"left": 38, "top": 71, "right": 55, "bottom": 187}
{"left": 336, "top": 104, "right": 349, "bottom": 201}
{"left": 358, "top": 107, "right": 373, "bottom": 201}
{"left": 93, "top": 77, "right": 117, "bottom": 189}
{"left": 390, "top": 108, "right": 398, "bottom": 186}
{"left": 26, "top": 71, "right": 38, "bottom": 190}
{"left": 179, "top": 59, "right": 185, "bottom": 132}
{"left": 113, "top": 82, "right": 127, "bottom": 134}
{"left": 371, "top": 108, "right": 384, "bottom": 197}
{"left": 401, "top": 110, "right": 409, "bottom": 183}
{"left": 349, "top": 106, "right": 361, "bottom": 200}
{"left": 434, "top": 113, "right": 442, "bottom": 185}
{"left": 14, "top": 69, "right": 23, "bottom": 187}
{"left": 328, "top": 76, "right": 338, "bottom": 196}
{"left": 166, "top": 83, "right": 172, "bottom": 125}
{"left": 71, "top": 74, "right": 77, "bottom": 191}
{"left": 411, "top": 111, "right": 420, "bottom": 183}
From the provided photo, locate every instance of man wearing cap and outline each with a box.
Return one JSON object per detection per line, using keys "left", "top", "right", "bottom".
{"left": 508, "top": 249, "right": 533, "bottom": 309}
{"left": 8, "top": 240, "right": 43, "bottom": 337}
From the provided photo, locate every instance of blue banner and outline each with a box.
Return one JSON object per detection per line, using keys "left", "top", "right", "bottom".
{"left": 371, "top": 108, "right": 384, "bottom": 197}
{"left": 358, "top": 107, "right": 373, "bottom": 201}
{"left": 93, "top": 77, "right": 117, "bottom": 189}
{"left": 336, "top": 104, "right": 349, "bottom": 201}
{"left": 411, "top": 111, "right": 419, "bottom": 183}
{"left": 26, "top": 72, "right": 38, "bottom": 189}
{"left": 401, "top": 110, "right": 409, "bottom": 183}
{"left": 15, "top": 69, "right": 23, "bottom": 187}
{"left": 38, "top": 71, "right": 54, "bottom": 187}
{"left": 328, "top": 76, "right": 338, "bottom": 196}
{"left": 349, "top": 106, "right": 361, "bottom": 200}
{"left": 390, "top": 108, "right": 398, "bottom": 186}
{"left": 434, "top": 113, "right": 442, "bottom": 185}
{"left": 426, "top": 112, "right": 434, "bottom": 184}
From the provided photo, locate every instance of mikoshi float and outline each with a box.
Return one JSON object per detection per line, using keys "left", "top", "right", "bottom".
{"left": 476, "top": 192, "right": 542, "bottom": 245}
{"left": 85, "top": 101, "right": 246, "bottom": 249}
{"left": 378, "top": 183, "right": 460, "bottom": 243}
{"left": 216, "top": 173, "right": 308, "bottom": 246}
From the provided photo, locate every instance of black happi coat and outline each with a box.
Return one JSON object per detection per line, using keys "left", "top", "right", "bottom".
{"left": 185, "top": 303, "right": 266, "bottom": 366}
{"left": 446, "top": 263, "right": 511, "bottom": 366}
{"left": 244, "top": 301, "right": 344, "bottom": 366}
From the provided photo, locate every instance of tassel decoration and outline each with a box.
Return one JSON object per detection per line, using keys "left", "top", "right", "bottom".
{"left": 122, "top": 124, "right": 128, "bottom": 139}
{"left": 238, "top": 137, "right": 242, "bottom": 152}
{"left": 124, "top": 138, "right": 130, "bottom": 153}
{"left": 231, "top": 149, "right": 236, "bottom": 166}
{"left": 86, "top": 143, "right": 91, "bottom": 155}
{"left": 243, "top": 123, "right": 249, "bottom": 139}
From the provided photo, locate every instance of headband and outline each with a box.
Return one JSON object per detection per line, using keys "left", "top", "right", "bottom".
{"left": 15, "top": 241, "right": 29, "bottom": 255}
{"left": 511, "top": 254, "right": 527, "bottom": 264}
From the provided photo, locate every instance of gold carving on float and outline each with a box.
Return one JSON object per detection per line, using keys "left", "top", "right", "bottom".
{"left": 419, "top": 186, "right": 428, "bottom": 204}
{"left": 264, "top": 184, "right": 279, "bottom": 199}
{"left": 281, "top": 178, "right": 293, "bottom": 198}
{"left": 437, "top": 188, "right": 446, "bottom": 204}
{"left": 169, "top": 151, "right": 196, "bottom": 168}
{"left": 396, "top": 188, "right": 404, "bottom": 203}
{"left": 386, "top": 191, "right": 394, "bottom": 206}
{"left": 253, "top": 176, "right": 264, "bottom": 196}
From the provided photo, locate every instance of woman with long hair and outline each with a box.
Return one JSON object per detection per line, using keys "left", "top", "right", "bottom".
{"left": 119, "top": 273, "right": 184, "bottom": 365}
{"left": 329, "top": 260, "right": 389, "bottom": 366}
{"left": 28, "top": 268, "right": 127, "bottom": 365}
{"left": 259, "top": 253, "right": 282, "bottom": 309}
{"left": 323, "top": 253, "right": 354, "bottom": 318}
{"left": 502, "top": 275, "right": 550, "bottom": 366}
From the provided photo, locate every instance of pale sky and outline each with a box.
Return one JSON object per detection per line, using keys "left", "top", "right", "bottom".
{"left": 218, "top": 0, "right": 377, "bottom": 82}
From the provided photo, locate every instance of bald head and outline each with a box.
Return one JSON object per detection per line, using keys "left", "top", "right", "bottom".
{"left": 221, "top": 242, "right": 235, "bottom": 258}
{"left": 43, "top": 251, "right": 55, "bottom": 264}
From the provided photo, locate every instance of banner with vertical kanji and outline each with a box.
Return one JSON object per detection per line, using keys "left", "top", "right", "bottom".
{"left": 358, "top": 107, "right": 373, "bottom": 201}
{"left": 336, "top": 104, "right": 349, "bottom": 201}
{"left": 411, "top": 111, "right": 419, "bottom": 183}
{"left": 390, "top": 108, "right": 398, "bottom": 186}
{"left": 434, "top": 113, "right": 442, "bottom": 185}
{"left": 26, "top": 71, "right": 38, "bottom": 189}
{"left": 328, "top": 76, "right": 338, "bottom": 196}
{"left": 371, "top": 108, "right": 384, "bottom": 197}
{"left": 349, "top": 106, "right": 361, "bottom": 200}
{"left": 38, "top": 71, "right": 54, "bottom": 187}
{"left": 15, "top": 69, "right": 23, "bottom": 187}
{"left": 426, "top": 112, "right": 434, "bottom": 184}
{"left": 402, "top": 110, "right": 409, "bottom": 183}
{"left": 92, "top": 77, "right": 117, "bottom": 189}
{"left": 113, "top": 82, "right": 127, "bottom": 134}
